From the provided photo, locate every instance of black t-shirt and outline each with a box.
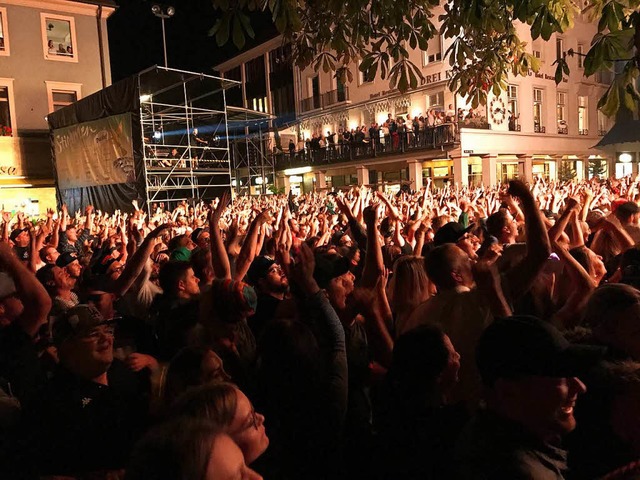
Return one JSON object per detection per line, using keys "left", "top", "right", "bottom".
{"left": 0, "top": 323, "right": 45, "bottom": 404}
{"left": 23, "top": 360, "right": 148, "bottom": 476}
{"left": 13, "top": 246, "right": 29, "bottom": 262}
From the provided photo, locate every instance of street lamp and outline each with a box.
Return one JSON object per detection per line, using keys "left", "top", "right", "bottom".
{"left": 151, "top": 4, "right": 175, "bottom": 68}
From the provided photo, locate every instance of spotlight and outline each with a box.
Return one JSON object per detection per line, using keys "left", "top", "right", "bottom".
{"left": 151, "top": 4, "right": 161, "bottom": 15}
{"left": 167, "top": 6, "right": 175, "bottom": 16}
{"left": 153, "top": 131, "right": 162, "bottom": 140}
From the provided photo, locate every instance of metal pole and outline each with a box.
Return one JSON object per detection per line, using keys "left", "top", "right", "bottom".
{"left": 161, "top": 16, "right": 168, "bottom": 68}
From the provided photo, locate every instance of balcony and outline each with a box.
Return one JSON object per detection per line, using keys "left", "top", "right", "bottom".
{"left": 274, "top": 123, "right": 459, "bottom": 170}
{"left": 598, "top": 129, "right": 607, "bottom": 136}
{"left": 579, "top": 129, "right": 589, "bottom": 136}
{"left": 558, "top": 124, "right": 568, "bottom": 135}
{"left": 458, "top": 117, "right": 491, "bottom": 130}
{"left": 534, "top": 124, "right": 546, "bottom": 133}
{"left": 299, "top": 87, "right": 350, "bottom": 113}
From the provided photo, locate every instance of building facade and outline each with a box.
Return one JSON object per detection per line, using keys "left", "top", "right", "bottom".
{"left": 0, "top": 0, "right": 115, "bottom": 212}
{"left": 217, "top": 11, "right": 622, "bottom": 194}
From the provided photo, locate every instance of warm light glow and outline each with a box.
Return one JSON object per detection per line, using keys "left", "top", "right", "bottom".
{"left": 284, "top": 166, "right": 313, "bottom": 176}
{"left": 140, "top": 94, "right": 152, "bottom": 102}
{"left": 377, "top": 112, "right": 389, "bottom": 125}
{"left": 349, "top": 121, "right": 359, "bottom": 131}
{"left": 302, "top": 129, "right": 311, "bottom": 140}
{"left": 231, "top": 179, "right": 237, "bottom": 187}
{"left": 255, "top": 177, "right": 263, "bottom": 185}
{"left": 619, "top": 153, "right": 633, "bottom": 163}
{"left": 411, "top": 108, "right": 422, "bottom": 119}
{"left": 289, "top": 175, "right": 303, "bottom": 183}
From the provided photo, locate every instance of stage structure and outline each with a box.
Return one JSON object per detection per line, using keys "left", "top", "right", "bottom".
{"left": 228, "top": 108, "right": 277, "bottom": 196}
{"left": 48, "top": 66, "right": 273, "bottom": 213}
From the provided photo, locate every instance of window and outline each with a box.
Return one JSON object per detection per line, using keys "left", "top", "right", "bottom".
{"left": 0, "top": 79, "right": 16, "bottom": 136}
{"left": 532, "top": 40, "right": 543, "bottom": 62}
{"left": 358, "top": 60, "right": 373, "bottom": 85}
{"left": 427, "top": 91, "right": 444, "bottom": 109}
{"left": 556, "top": 37, "right": 564, "bottom": 62}
{"left": 556, "top": 92, "right": 567, "bottom": 133}
{"left": 578, "top": 96, "right": 588, "bottom": 135}
{"left": 46, "top": 82, "right": 82, "bottom": 113}
{"left": 423, "top": 35, "right": 442, "bottom": 66}
{"left": 577, "top": 43, "right": 584, "bottom": 69}
{"left": 0, "top": 7, "right": 9, "bottom": 56}
{"left": 507, "top": 85, "right": 519, "bottom": 116}
{"left": 533, "top": 88, "right": 544, "bottom": 132}
{"left": 41, "top": 13, "right": 78, "bottom": 62}
{"left": 308, "top": 75, "right": 320, "bottom": 109}
{"left": 598, "top": 110, "right": 608, "bottom": 136}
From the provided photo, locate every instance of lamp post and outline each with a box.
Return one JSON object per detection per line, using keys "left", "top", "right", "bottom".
{"left": 151, "top": 4, "right": 175, "bottom": 68}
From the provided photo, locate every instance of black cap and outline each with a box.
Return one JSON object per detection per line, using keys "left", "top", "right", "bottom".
{"left": 313, "top": 253, "right": 351, "bottom": 289}
{"left": 52, "top": 304, "right": 114, "bottom": 346}
{"left": 246, "top": 256, "right": 276, "bottom": 285}
{"left": 433, "top": 222, "right": 475, "bottom": 246}
{"left": 56, "top": 252, "right": 78, "bottom": 268}
{"left": 191, "top": 228, "right": 204, "bottom": 242}
{"left": 9, "top": 227, "right": 28, "bottom": 242}
{"left": 477, "top": 316, "right": 605, "bottom": 386}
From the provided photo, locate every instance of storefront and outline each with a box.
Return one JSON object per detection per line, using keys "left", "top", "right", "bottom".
{"left": 423, "top": 158, "right": 453, "bottom": 188}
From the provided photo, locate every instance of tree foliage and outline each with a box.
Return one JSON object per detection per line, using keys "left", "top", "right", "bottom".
{"left": 209, "top": 0, "right": 640, "bottom": 116}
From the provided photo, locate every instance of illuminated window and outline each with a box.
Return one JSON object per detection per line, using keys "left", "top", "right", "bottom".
{"left": 41, "top": 13, "right": 78, "bottom": 63}
{"left": 0, "top": 7, "right": 9, "bottom": 56}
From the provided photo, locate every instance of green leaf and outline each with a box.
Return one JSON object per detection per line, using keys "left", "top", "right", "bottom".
{"left": 232, "top": 15, "right": 245, "bottom": 49}
{"left": 554, "top": 61, "right": 563, "bottom": 84}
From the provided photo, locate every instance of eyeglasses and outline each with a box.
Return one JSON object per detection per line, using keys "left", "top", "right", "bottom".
{"left": 238, "top": 406, "right": 259, "bottom": 432}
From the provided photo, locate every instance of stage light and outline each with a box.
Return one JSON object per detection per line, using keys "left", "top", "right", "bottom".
{"left": 151, "top": 4, "right": 161, "bottom": 15}
{"left": 167, "top": 6, "right": 175, "bottom": 16}
{"left": 140, "top": 94, "right": 152, "bottom": 102}
{"left": 153, "top": 131, "right": 162, "bottom": 140}
{"left": 255, "top": 177, "right": 264, "bottom": 185}
{"left": 232, "top": 179, "right": 237, "bottom": 187}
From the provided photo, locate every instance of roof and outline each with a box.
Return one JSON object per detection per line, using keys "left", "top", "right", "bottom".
{"left": 70, "top": 0, "right": 118, "bottom": 8}
{"left": 594, "top": 120, "right": 640, "bottom": 148}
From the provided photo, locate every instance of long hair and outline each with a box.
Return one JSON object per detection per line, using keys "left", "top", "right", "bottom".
{"left": 388, "top": 256, "right": 431, "bottom": 321}
{"left": 171, "top": 382, "right": 238, "bottom": 431}
{"left": 126, "top": 417, "right": 220, "bottom": 480}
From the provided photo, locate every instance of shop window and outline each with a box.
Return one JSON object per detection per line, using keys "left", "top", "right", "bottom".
{"left": 41, "top": 13, "right": 78, "bottom": 62}
{"left": 0, "top": 82, "right": 15, "bottom": 136}
{"left": 0, "top": 7, "right": 9, "bottom": 56}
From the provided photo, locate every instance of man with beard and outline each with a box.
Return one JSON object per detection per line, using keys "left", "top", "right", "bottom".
{"left": 246, "top": 256, "right": 289, "bottom": 339}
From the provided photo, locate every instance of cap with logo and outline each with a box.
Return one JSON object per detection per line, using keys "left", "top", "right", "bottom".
{"left": 52, "top": 304, "right": 115, "bottom": 346}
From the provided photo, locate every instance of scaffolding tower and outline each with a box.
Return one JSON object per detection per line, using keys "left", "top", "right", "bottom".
{"left": 138, "top": 66, "right": 240, "bottom": 211}
{"left": 229, "top": 108, "right": 278, "bottom": 196}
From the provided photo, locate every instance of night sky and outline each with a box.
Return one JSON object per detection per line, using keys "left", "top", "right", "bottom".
{"left": 107, "top": 0, "right": 278, "bottom": 82}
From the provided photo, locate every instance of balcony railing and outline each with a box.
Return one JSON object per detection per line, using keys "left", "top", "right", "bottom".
{"left": 558, "top": 125, "right": 568, "bottom": 134}
{"left": 322, "top": 87, "right": 349, "bottom": 106}
{"left": 579, "top": 129, "right": 589, "bottom": 136}
{"left": 300, "top": 87, "right": 350, "bottom": 113}
{"left": 534, "top": 124, "right": 546, "bottom": 133}
{"left": 274, "top": 123, "right": 459, "bottom": 170}
{"left": 598, "top": 129, "right": 607, "bottom": 136}
{"left": 300, "top": 95, "right": 322, "bottom": 112}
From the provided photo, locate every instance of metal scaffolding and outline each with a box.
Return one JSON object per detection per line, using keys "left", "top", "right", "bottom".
{"left": 137, "top": 66, "right": 238, "bottom": 211}
{"left": 228, "top": 107, "right": 277, "bottom": 196}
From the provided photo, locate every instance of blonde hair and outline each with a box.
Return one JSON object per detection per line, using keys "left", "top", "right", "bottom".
{"left": 389, "top": 256, "right": 431, "bottom": 336}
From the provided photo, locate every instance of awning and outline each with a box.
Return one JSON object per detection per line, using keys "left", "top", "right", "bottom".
{"left": 594, "top": 120, "right": 640, "bottom": 148}
{"left": 0, "top": 178, "right": 55, "bottom": 188}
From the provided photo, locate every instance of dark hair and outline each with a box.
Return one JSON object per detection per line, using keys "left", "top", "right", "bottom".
{"left": 190, "top": 248, "right": 212, "bottom": 284}
{"left": 485, "top": 210, "right": 509, "bottom": 238}
{"left": 167, "top": 234, "right": 187, "bottom": 252}
{"left": 126, "top": 417, "right": 220, "bottom": 480}
{"left": 386, "top": 325, "right": 449, "bottom": 402}
{"left": 159, "top": 261, "right": 192, "bottom": 297}
{"left": 570, "top": 246, "right": 592, "bottom": 274}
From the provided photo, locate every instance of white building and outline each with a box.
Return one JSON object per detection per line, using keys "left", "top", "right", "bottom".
{"left": 216, "top": 13, "right": 622, "bottom": 193}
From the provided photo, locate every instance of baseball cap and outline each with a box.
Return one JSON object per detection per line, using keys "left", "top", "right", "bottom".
{"left": 56, "top": 252, "right": 78, "bottom": 268}
{"left": 313, "top": 253, "right": 351, "bottom": 289}
{"left": 52, "top": 304, "right": 115, "bottom": 346}
{"left": 170, "top": 246, "right": 192, "bottom": 262}
{"left": 0, "top": 272, "right": 17, "bottom": 300}
{"left": 9, "top": 227, "right": 28, "bottom": 243}
{"left": 477, "top": 316, "right": 605, "bottom": 386}
{"left": 246, "top": 256, "right": 276, "bottom": 285}
{"left": 433, "top": 222, "right": 475, "bottom": 246}
{"left": 191, "top": 228, "right": 204, "bottom": 242}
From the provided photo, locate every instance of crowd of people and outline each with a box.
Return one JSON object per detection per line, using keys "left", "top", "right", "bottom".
{"left": 2, "top": 175, "right": 640, "bottom": 479}
{"left": 286, "top": 106, "right": 476, "bottom": 164}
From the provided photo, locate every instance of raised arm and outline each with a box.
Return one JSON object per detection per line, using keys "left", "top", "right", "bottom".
{"left": 234, "top": 210, "right": 272, "bottom": 282}
{"left": 361, "top": 204, "right": 385, "bottom": 289}
{"left": 209, "top": 191, "right": 232, "bottom": 280}
{"left": 503, "top": 180, "right": 552, "bottom": 301}
{"left": 0, "top": 242, "right": 51, "bottom": 337}
{"left": 111, "top": 224, "right": 170, "bottom": 297}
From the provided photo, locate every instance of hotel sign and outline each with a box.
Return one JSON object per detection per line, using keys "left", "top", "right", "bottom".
{"left": 369, "top": 69, "right": 454, "bottom": 99}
